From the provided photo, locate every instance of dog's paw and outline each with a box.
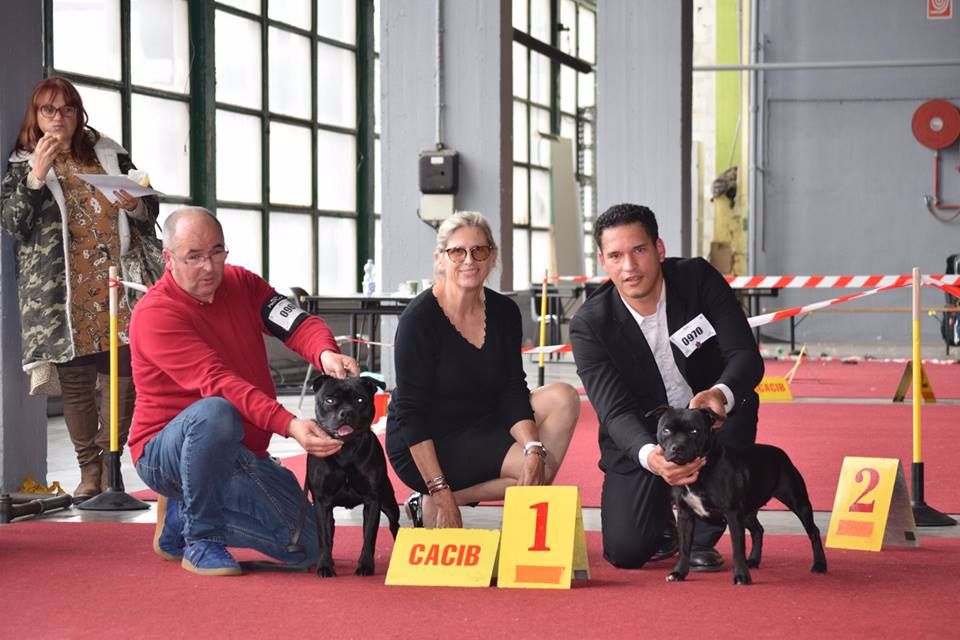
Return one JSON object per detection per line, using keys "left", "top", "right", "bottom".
{"left": 316, "top": 565, "right": 337, "bottom": 578}
{"left": 666, "top": 572, "right": 687, "bottom": 582}
{"left": 746, "top": 558, "right": 761, "bottom": 569}
{"left": 355, "top": 563, "right": 375, "bottom": 576}
{"left": 811, "top": 560, "right": 827, "bottom": 574}
{"left": 733, "top": 572, "right": 752, "bottom": 585}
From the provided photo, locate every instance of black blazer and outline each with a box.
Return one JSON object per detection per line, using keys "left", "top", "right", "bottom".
{"left": 570, "top": 257, "right": 764, "bottom": 474}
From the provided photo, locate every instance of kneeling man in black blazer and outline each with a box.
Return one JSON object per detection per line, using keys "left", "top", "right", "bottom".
{"left": 570, "top": 203, "right": 763, "bottom": 571}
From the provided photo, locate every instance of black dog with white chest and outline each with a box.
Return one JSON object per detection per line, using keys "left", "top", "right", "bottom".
{"left": 307, "top": 375, "right": 400, "bottom": 577}
{"left": 650, "top": 406, "right": 827, "bottom": 585}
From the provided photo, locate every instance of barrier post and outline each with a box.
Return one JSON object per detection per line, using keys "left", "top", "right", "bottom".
{"left": 909, "top": 267, "right": 956, "bottom": 527}
{"left": 77, "top": 267, "right": 149, "bottom": 512}
{"left": 537, "top": 272, "right": 548, "bottom": 387}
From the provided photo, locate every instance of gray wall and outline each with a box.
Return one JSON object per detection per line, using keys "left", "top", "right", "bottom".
{"left": 753, "top": 1, "right": 960, "bottom": 345}
{"left": 0, "top": 1, "right": 47, "bottom": 491}
{"left": 379, "top": 0, "right": 512, "bottom": 383}
{"left": 597, "top": 0, "right": 692, "bottom": 257}
{"left": 380, "top": 0, "right": 512, "bottom": 294}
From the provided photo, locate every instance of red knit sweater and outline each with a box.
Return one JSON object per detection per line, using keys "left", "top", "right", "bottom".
{"left": 127, "top": 264, "right": 338, "bottom": 463}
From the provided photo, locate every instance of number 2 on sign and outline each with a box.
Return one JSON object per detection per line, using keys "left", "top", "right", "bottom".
{"left": 849, "top": 467, "right": 879, "bottom": 513}
{"left": 528, "top": 502, "right": 551, "bottom": 551}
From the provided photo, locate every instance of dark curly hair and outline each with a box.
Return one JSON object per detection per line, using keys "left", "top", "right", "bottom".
{"left": 593, "top": 203, "right": 659, "bottom": 251}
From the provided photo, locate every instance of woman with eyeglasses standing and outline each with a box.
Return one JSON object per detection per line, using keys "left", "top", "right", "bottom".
{"left": 0, "top": 77, "right": 160, "bottom": 501}
{"left": 386, "top": 211, "right": 580, "bottom": 528}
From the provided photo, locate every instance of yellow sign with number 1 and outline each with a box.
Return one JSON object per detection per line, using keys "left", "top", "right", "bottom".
{"left": 826, "top": 457, "right": 918, "bottom": 552}
{"left": 497, "top": 486, "right": 590, "bottom": 589}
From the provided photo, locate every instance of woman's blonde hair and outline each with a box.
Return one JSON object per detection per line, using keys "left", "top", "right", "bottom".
{"left": 435, "top": 211, "right": 498, "bottom": 253}
{"left": 433, "top": 211, "right": 498, "bottom": 278}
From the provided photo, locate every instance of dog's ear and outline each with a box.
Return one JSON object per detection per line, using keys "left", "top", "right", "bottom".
{"left": 696, "top": 407, "right": 723, "bottom": 426}
{"left": 359, "top": 375, "right": 386, "bottom": 395}
{"left": 311, "top": 374, "right": 333, "bottom": 393}
{"left": 643, "top": 405, "right": 671, "bottom": 420}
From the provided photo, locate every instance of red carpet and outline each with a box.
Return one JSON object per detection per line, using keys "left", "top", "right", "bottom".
{"left": 133, "top": 396, "right": 959, "bottom": 513}
{"left": 762, "top": 358, "right": 960, "bottom": 399}
{"left": 758, "top": 403, "right": 960, "bottom": 512}
{"left": 1, "top": 521, "right": 957, "bottom": 639}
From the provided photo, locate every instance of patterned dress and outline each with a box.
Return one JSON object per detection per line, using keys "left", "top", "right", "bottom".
{"left": 53, "top": 153, "right": 132, "bottom": 357}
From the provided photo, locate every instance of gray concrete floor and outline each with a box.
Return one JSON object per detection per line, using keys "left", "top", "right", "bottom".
{"left": 25, "top": 342, "right": 960, "bottom": 540}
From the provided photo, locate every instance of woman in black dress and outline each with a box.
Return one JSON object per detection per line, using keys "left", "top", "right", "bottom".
{"left": 386, "top": 211, "right": 579, "bottom": 528}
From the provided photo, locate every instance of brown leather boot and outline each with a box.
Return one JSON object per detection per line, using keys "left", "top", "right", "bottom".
{"left": 57, "top": 363, "right": 103, "bottom": 502}
{"left": 96, "top": 374, "right": 136, "bottom": 492}
{"left": 75, "top": 459, "right": 102, "bottom": 501}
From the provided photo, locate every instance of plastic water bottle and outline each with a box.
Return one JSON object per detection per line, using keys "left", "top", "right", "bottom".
{"left": 362, "top": 259, "right": 376, "bottom": 296}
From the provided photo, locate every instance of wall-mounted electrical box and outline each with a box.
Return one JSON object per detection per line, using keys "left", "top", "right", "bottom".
{"left": 419, "top": 148, "right": 459, "bottom": 194}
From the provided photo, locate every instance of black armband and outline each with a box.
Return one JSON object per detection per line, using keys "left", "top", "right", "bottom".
{"left": 261, "top": 294, "right": 308, "bottom": 340}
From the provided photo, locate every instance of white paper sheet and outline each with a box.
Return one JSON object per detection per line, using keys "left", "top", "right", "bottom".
{"left": 75, "top": 174, "right": 164, "bottom": 204}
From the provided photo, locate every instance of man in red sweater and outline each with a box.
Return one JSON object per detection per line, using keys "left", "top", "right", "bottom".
{"left": 129, "top": 207, "right": 359, "bottom": 576}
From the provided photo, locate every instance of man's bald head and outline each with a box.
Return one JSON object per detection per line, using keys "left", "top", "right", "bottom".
{"left": 162, "top": 207, "right": 224, "bottom": 250}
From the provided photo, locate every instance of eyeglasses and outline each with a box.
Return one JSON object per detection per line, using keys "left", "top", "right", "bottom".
{"left": 443, "top": 245, "right": 493, "bottom": 263}
{"left": 171, "top": 249, "right": 229, "bottom": 268}
{"left": 38, "top": 104, "right": 78, "bottom": 119}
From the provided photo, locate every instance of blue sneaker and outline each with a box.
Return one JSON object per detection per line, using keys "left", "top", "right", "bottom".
{"left": 181, "top": 541, "right": 242, "bottom": 576}
{"left": 153, "top": 495, "right": 185, "bottom": 561}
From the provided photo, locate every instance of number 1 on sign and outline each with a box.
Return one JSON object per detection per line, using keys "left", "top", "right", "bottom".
{"left": 528, "top": 502, "right": 551, "bottom": 551}
{"left": 498, "top": 486, "right": 589, "bottom": 589}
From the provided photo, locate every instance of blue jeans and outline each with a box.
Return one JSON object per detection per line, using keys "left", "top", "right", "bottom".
{"left": 135, "top": 397, "right": 318, "bottom": 566}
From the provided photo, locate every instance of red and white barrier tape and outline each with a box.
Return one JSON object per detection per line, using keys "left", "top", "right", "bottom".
{"left": 746, "top": 282, "right": 912, "bottom": 328}
{"left": 521, "top": 344, "right": 574, "bottom": 355}
{"left": 321, "top": 276, "right": 960, "bottom": 354}
{"left": 527, "top": 275, "right": 960, "bottom": 351}
{"left": 725, "top": 274, "right": 960, "bottom": 289}
{"left": 552, "top": 274, "right": 960, "bottom": 289}
{"left": 108, "top": 278, "right": 148, "bottom": 293}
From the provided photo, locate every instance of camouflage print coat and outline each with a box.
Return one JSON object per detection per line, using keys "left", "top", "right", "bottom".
{"left": 0, "top": 135, "right": 160, "bottom": 373}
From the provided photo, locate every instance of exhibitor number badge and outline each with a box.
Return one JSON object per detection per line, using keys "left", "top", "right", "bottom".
{"left": 670, "top": 313, "right": 716, "bottom": 357}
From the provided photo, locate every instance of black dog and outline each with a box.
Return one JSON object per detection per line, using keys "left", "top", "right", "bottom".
{"left": 649, "top": 406, "right": 827, "bottom": 585}
{"left": 307, "top": 375, "right": 400, "bottom": 577}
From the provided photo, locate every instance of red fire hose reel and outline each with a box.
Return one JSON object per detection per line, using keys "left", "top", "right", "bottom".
{"left": 913, "top": 99, "right": 960, "bottom": 150}
{"left": 913, "top": 99, "right": 960, "bottom": 220}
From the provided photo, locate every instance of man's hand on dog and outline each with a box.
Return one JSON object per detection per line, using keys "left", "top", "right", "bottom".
{"left": 647, "top": 446, "right": 705, "bottom": 486}
{"left": 688, "top": 388, "right": 727, "bottom": 427}
{"left": 319, "top": 350, "right": 361, "bottom": 379}
{"left": 288, "top": 417, "right": 343, "bottom": 457}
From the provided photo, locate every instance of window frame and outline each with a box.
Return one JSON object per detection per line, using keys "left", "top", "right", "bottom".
{"left": 43, "top": 0, "right": 378, "bottom": 295}
{"left": 511, "top": 0, "right": 597, "bottom": 288}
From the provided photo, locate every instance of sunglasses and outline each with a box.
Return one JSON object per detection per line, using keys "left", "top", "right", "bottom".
{"left": 443, "top": 245, "right": 493, "bottom": 263}
{"left": 39, "top": 104, "right": 78, "bottom": 119}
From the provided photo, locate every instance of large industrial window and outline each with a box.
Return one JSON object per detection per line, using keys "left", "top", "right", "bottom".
{"left": 511, "top": 0, "right": 596, "bottom": 291}
{"left": 49, "top": 0, "right": 192, "bottom": 224}
{"left": 45, "top": 0, "right": 377, "bottom": 297}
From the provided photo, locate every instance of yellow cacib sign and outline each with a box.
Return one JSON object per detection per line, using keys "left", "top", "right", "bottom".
{"left": 826, "top": 457, "right": 918, "bottom": 552}
{"left": 385, "top": 528, "right": 500, "bottom": 587}
{"left": 756, "top": 375, "right": 793, "bottom": 402}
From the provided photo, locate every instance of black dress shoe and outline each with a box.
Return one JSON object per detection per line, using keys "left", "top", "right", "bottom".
{"left": 689, "top": 547, "right": 725, "bottom": 572}
{"left": 649, "top": 526, "right": 679, "bottom": 562}
{"left": 404, "top": 492, "right": 424, "bottom": 528}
